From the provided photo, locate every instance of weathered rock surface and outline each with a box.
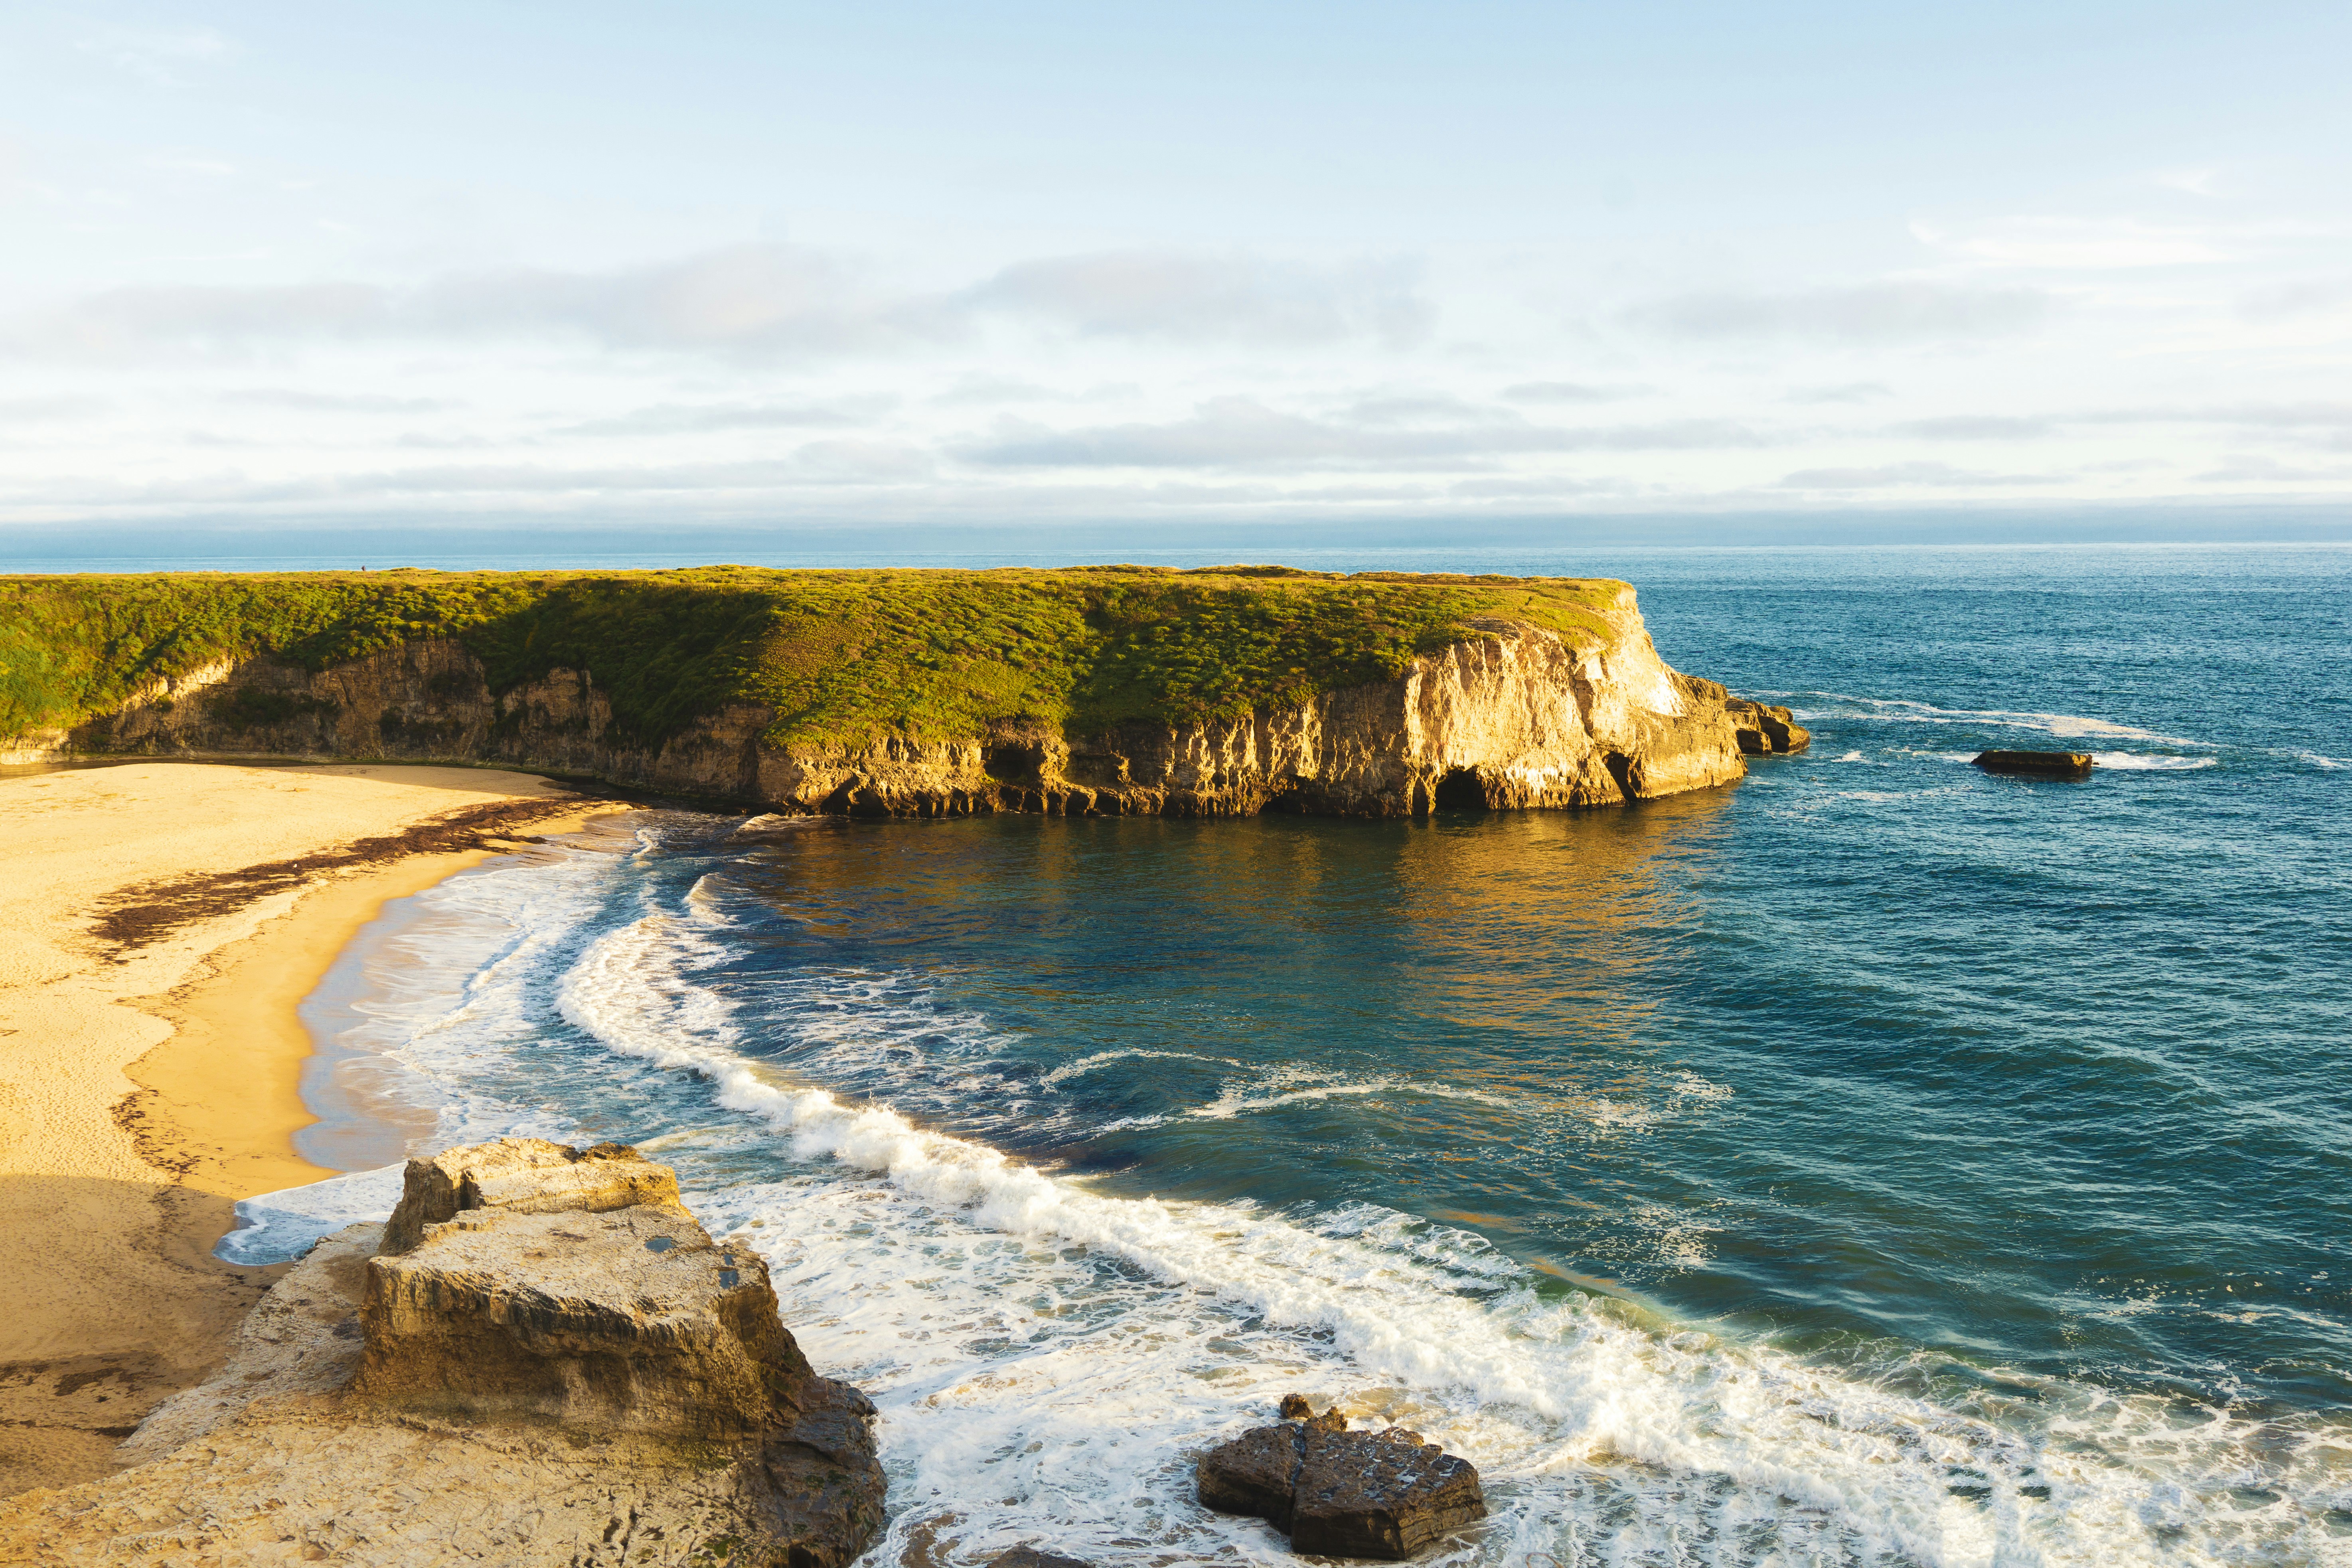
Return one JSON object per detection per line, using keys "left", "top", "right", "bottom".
{"left": 1725, "top": 698, "right": 1811, "bottom": 756}
{"left": 987, "top": 1548, "right": 1096, "bottom": 1568}
{"left": 1198, "top": 1402, "right": 1486, "bottom": 1560}
{"left": 1973, "top": 749, "right": 2093, "bottom": 778}
{"left": 0, "top": 1142, "right": 885, "bottom": 1567}
{"left": 1199, "top": 1421, "right": 1309, "bottom": 1529}
{"left": 356, "top": 1140, "right": 814, "bottom": 1437}
{"left": 376, "top": 1135, "right": 687, "bottom": 1253}
{"left": 36, "top": 587, "right": 1761, "bottom": 817}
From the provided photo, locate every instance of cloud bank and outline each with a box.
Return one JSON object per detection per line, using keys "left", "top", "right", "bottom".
{"left": 2, "top": 245, "right": 1436, "bottom": 364}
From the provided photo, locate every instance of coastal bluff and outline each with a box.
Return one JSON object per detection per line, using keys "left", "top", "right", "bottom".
{"left": 0, "top": 1139, "right": 885, "bottom": 1567}
{"left": 1, "top": 567, "right": 1803, "bottom": 816}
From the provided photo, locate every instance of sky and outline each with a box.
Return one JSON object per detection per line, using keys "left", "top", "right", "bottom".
{"left": 3, "top": 1, "right": 2349, "bottom": 543}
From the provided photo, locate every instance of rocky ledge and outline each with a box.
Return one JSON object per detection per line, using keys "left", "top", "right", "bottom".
{"left": 1725, "top": 698, "right": 1811, "bottom": 758}
{"left": 1199, "top": 1397, "right": 1486, "bottom": 1559}
{"left": 43, "top": 585, "right": 1794, "bottom": 819}
{"left": 0, "top": 1139, "right": 885, "bottom": 1567}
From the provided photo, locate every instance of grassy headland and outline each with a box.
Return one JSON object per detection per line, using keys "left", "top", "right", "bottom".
{"left": 0, "top": 566, "right": 1624, "bottom": 750}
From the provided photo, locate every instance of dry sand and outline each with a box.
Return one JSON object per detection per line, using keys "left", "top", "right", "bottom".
{"left": 0, "top": 762, "right": 621, "bottom": 1495}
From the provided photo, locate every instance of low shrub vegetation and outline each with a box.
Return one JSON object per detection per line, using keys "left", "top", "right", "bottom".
{"left": 0, "top": 566, "right": 1625, "bottom": 748}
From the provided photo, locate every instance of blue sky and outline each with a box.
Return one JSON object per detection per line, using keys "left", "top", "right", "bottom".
{"left": 3, "top": 1, "right": 2348, "bottom": 535}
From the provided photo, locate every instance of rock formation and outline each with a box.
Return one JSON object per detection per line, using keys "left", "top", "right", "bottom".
{"left": 1198, "top": 1400, "right": 1485, "bottom": 1559}
{"left": 34, "top": 588, "right": 1772, "bottom": 818}
{"left": 0, "top": 1140, "right": 885, "bottom": 1568}
{"left": 1724, "top": 698, "right": 1811, "bottom": 757}
{"left": 987, "top": 1549, "right": 1096, "bottom": 1568}
{"left": 1972, "top": 749, "right": 2093, "bottom": 778}
{"left": 355, "top": 1138, "right": 816, "bottom": 1439}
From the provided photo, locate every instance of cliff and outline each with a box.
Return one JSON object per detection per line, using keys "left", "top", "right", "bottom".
{"left": 0, "top": 1139, "right": 885, "bottom": 1567}
{"left": 0, "top": 567, "right": 1801, "bottom": 814}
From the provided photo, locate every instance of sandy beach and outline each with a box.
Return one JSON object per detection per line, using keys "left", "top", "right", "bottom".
{"left": 0, "top": 762, "right": 619, "bottom": 1495}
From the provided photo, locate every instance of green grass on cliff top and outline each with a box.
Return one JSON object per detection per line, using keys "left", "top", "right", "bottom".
{"left": 0, "top": 566, "right": 1625, "bottom": 748}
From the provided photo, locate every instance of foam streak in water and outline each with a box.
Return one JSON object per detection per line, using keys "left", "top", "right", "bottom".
{"left": 547, "top": 906, "right": 2330, "bottom": 1568}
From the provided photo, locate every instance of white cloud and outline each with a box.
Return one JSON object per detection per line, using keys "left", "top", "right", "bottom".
{"left": 1777, "top": 460, "right": 2052, "bottom": 491}
{"left": 145, "top": 154, "right": 239, "bottom": 178}
{"left": 1502, "top": 381, "right": 1648, "bottom": 404}
{"left": 2192, "top": 454, "right": 2352, "bottom": 484}
{"left": 551, "top": 400, "right": 889, "bottom": 438}
{"left": 1787, "top": 382, "right": 1893, "bottom": 405}
{"left": 77, "top": 25, "right": 233, "bottom": 84}
{"left": 1629, "top": 282, "right": 2050, "bottom": 343}
{"left": 1331, "top": 392, "right": 1495, "bottom": 427}
{"left": 0, "top": 243, "right": 1432, "bottom": 363}
{"left": 964, "top": 398, "right": 1773, "bottom": 471}
{"left": 1885, "top": 416, "right": 2058, "bottom": 440}
{"left": 2239, "top": 276, "right": 2352, "bottom": 320}
{"left": 790, "top": 438, "right": 935, "bottom": 482}
{"left": 2153, "top": 166, "right": 2224, "bottom": 198}
{"left": 962, "top": 251, "right": 1431, "bottom": 347}
{"left": 414, "top": 246, "right": 947, "bottom": 357}
{"left": 216, "top": 389, "right": 456, "bottom": 413}
{"left": 1912, "top": 216, "right": 2230, "bottom": 270}
{"left": 2080, "top": 401, "right": 2352, "bottom": 435}
{"left": 0, "top": 395, "right": 111, "bottom": 422}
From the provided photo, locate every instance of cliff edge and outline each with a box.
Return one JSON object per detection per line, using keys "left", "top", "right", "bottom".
{"left": 0, "top": 1139, "right": 885, "bottom": 1568}
{"left": 1, "top": 566, "right": 1803, "bottom": 813}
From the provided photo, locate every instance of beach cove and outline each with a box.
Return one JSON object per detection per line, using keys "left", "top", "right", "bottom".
{"left": 0, "top": 761, "right": 615, "bottom": 1493}
{"left": 0, "top": 545, "right": 2345, "bottom": 1565}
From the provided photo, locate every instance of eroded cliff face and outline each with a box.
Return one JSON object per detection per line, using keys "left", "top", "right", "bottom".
{"left": 37, "top": 587, "right": 1788, "bottom": 815}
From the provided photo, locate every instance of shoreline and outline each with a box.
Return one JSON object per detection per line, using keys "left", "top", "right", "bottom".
{"left": 118, "top": 851, "right": 504, "bottom": 1204}
{"left": 0, "top": 762, "right": 626, "bottom": 1496}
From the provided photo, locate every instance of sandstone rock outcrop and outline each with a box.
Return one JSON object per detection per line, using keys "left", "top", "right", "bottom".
{"left": 355, "top": 1139, "right": 816, "bottom": 1438}
{"left": 1198, "top": 1400, "right": 1485, "bottom": 1560}
{"left": 1725, "top": 697, "right": 1811, "bottom": 756}
{"left": 37, "top": 587, "right": 1762, "bottom": 818}
{"left": 0, "top": 1141, "right": 885, "bottom": 1568}
{"left": 376, "top": 1135, "right": 685, "bottom": 1251}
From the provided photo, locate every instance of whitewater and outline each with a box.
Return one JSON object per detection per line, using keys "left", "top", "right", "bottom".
{"left": 226, "top": 545, "right": 2352, "bottom": 1568}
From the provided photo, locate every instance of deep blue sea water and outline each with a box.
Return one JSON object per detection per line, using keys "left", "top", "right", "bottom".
{"left": 233, "top": 545, "right": 2352, "bottom": 1568}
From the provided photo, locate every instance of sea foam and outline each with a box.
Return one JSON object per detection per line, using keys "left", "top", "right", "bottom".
{"left": 534, "top": 892, "right": 2326, "bottom": 1568}
{"left": 230, "top": 822, "right": 2343, "bottom": 1567}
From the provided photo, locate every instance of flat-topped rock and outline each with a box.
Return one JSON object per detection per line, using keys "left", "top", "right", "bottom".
{"left": 1199, "top": 1399, "right": 1485, "bottom": 1559}
{"left": 1294, "top": 1424, "right": 1486, "bottom": 1558}
{"left": 2, "top": 1140, "right": 886, "bottom": 1568}
{"left": 1973, "top": 749, "right": 2093, "bottom": 778}
{"left": 379, "top": 1135, "right": 687, "bottom": 1252}
{"left": 355, "top": 1199, "right": 814, "bottom": 1435}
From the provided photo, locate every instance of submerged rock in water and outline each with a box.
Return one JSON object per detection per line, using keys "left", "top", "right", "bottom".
{"left": 988, "top": 1548, "right": 1097, "bottom": 1568}
{"left": 3, "top": 1139, "right": 886, "bottom": 1568}
{"left": 1292, "top": 1424, "right": 1487, "bottom": 1559}
{"left": 1200, "top": 1421, "right": 1310, "bottom": 1529}
{"left": 1199, "top": 1405, "right": 1486, "bottom": 1559}
{"left": 1973, "top": 749, "right": 2094, "bottom": 778}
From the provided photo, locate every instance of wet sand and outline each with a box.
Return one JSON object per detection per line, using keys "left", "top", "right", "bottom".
{"left": 0, "top": 762, "right": 619, "bottom": 1495}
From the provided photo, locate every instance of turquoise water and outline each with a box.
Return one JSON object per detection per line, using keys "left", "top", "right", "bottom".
{"left": 238, "top": 545, "right": 2352, "bottom": 1566}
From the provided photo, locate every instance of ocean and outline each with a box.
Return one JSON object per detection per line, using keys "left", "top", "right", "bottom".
{"left": 226, "top": 544, "right": 2352, "bottom": 1567}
